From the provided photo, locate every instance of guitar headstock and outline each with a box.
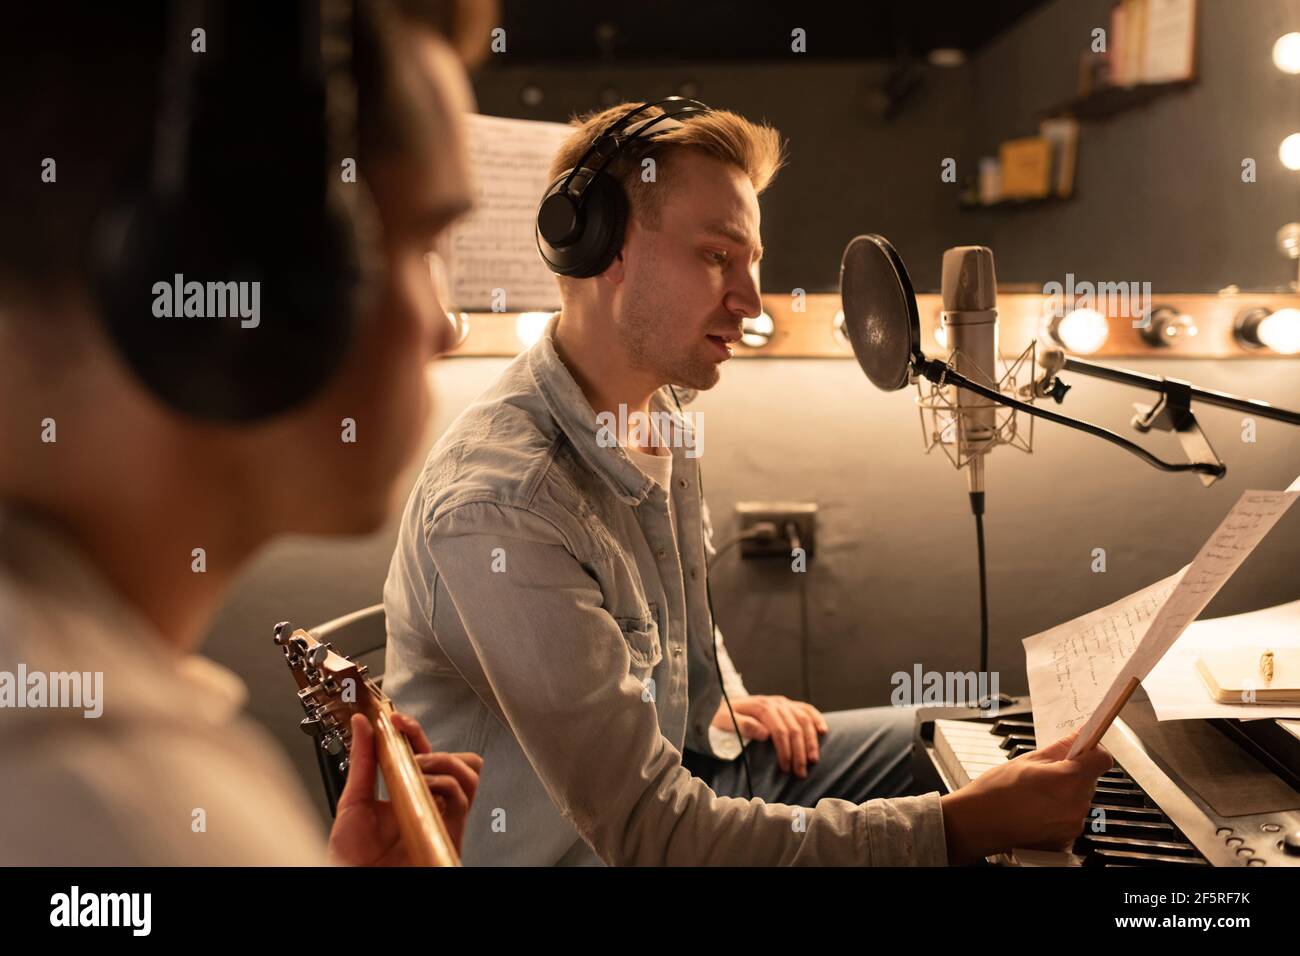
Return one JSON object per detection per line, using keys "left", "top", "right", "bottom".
{"left": 273, "top": 621, "right": 459, "bottom": 864}
{"left": 274, "top": 621, "right": 381, "bottom": 774}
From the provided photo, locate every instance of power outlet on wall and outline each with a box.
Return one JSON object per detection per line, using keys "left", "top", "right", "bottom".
{"left": 734, "top": 501, "right": 817, "bottom": 561}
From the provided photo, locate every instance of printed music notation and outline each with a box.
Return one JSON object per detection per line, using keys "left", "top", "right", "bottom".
{"left": 441, "top": 114, "right": 573, "bottom": 312}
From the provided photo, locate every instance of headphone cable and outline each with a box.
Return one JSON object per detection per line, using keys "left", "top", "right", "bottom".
{"left": 669, "top": 385, "right": 755, "bottom": 798}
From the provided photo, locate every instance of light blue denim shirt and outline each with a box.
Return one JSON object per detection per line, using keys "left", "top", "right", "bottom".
{"left": 383, "top": 317, "right": 948, "bottom": 866}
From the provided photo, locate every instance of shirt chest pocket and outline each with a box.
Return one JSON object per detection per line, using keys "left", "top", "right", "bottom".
{"left": 615, "top": 603, "right": 663, "bottom": 671}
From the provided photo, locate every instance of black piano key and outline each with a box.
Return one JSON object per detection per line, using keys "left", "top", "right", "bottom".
{"left": 1098, "top": 774, "right": 1142, "bottom": 786}
{"left": 1078, "top": 833, "right": 1201, "bottom": 856}
{"left": 1096, "top": 784, "right": 1146, "bottom": 800}
{"left": 1087, "top": 819, "right": 1179, "bottom": 839}
{"left": 1099, "top": 778, "right": 1136, "bottom": 790}
{"left": 989, "top": 719, "right": 1034, "bottom": 738}
{"left": 999, "top": 734, "right": 1036, "bottom": 752}
{"left": 1093, "top": 786, "right": 1148, "bottom": 806}
{"left": 1089, "top": 803, "right": 1168, "bottom": 820}
{"left": 1085, "top": 848, "right": 1210, "bottom": 867}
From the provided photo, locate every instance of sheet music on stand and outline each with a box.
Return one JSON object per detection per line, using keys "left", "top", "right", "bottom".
{"left": 1022, "top": 472, "right": 1300, "bottom": 758}
{"left": 440, "top": 114, "right": 573, "bottom": 312}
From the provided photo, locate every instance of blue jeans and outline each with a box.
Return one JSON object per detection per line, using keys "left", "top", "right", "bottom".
{"left": 683, "top": 705, "right": 922, "bottom": 805}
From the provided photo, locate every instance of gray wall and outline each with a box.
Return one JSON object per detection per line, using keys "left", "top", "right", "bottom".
{"left": 470, "top": 55, "right": 979, "bottom": 293}
{"left": 965, "top": 0, "right": 1300, "bottom": 292}
{"left": 202, "top": 0, "right": 1300, "bottom": 824}
{"left": 471, "top": 0, "right": 1299, "bottom": 293}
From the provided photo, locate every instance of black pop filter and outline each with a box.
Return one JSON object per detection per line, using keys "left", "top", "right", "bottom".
{"left": 838, "top": 234, "right": 923, "bottom": 391}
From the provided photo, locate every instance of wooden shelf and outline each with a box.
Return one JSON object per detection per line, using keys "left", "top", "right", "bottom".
{"left": 961, "top": 79, "right": 1194, "bottom": 212}
{"left": 1043, "top": 79, "right": 1194, "bottom": 121}
{"left": 960, "top": 194, "right": 1067, "bottom": 211}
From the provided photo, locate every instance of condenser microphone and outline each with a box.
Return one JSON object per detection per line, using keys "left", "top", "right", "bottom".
{"left": 940, "top": 246, "right": 999, "bottom": 500}
{"left": 839, "top": 234, "right": 1226, "bottom": 487}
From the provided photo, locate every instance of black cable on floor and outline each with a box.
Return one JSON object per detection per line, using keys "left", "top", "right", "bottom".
{"left": 798, "top": 563, "right": 811, "bottom": 702}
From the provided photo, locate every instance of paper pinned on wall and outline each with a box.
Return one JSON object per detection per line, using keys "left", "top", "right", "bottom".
{"left": 441, "top": 113, "right": 573, "bottom": 312}
{"left": 1022, "top": 472, "right": 1300, "bottom": 756}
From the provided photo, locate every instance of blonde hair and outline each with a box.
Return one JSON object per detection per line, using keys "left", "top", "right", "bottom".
{"left": 547, "top": 102, "right": 786, "bottom": 230}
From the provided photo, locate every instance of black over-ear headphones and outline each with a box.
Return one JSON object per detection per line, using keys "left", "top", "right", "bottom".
{"left": 535, "top": 97, "right": 711, "bottom": 279}
{"left": 93, "top": 0, "right": 379, "bottom": 423}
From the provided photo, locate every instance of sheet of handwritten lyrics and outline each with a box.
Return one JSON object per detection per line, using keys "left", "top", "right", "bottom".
{"left": 1024, "top": 568, "right": 1184, "bottom": 745}
{"left": 1021, "top": 473, "right": 1300, "bottom": 755}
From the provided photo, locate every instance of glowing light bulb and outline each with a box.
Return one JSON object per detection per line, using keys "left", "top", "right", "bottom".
{"left": 1055, "top": 308, "right": 1109, "bottom": 354}
{"left": 1274, "top": 33, "right": 1300, "bottom": 74}
{"left": 832, "top": 309, "right": 847, "bottom": 344}
{"left": 1257, "top": 308, "right": 1300, "bottom": 354}
{"left": 515, "top": 311, "right": 553, "bottom": 348}
{"left": 446, "top": 312, "right": 470, "bottom": 348}
{"left": 740, "top": 312, "right": 775, "bottom": 348}
{"left": 1280, "top": 133, "right": 1300, "bottom": 171}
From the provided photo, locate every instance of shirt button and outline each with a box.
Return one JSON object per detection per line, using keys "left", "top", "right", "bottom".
{"left": 688, "top": 567, "right": 699, "bottom": 580}
{"left": 677, "top": 477, "right": 688, "bottom": 489}
{"left": 656, "top": 547, "right": 667, "bottom": 559}
{"left": 673, "top": 645, "right": 682, "bottom": 658}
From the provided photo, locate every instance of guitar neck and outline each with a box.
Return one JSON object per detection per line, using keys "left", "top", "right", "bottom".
{"left": 363, "top": 691, "right": 461, "bottom": 867}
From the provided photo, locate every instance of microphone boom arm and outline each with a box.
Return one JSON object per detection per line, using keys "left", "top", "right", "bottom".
{"left": 1050, "top": 353, "right": 1300, "bottom": 427}
{"left": 1039, "top": 352, "right": 1300, "bottom": 486}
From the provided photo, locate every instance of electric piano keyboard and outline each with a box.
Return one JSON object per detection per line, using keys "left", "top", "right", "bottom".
{"left": 919, "top": 696, "right": 1300, "bottom": 867}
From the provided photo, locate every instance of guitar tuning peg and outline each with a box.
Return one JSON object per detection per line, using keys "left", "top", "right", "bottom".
{"left": 308, "top": 645, "right": 329, "bottom": 668}
{"left": 273, "top": 621, "right": 296, "bottom": 645}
